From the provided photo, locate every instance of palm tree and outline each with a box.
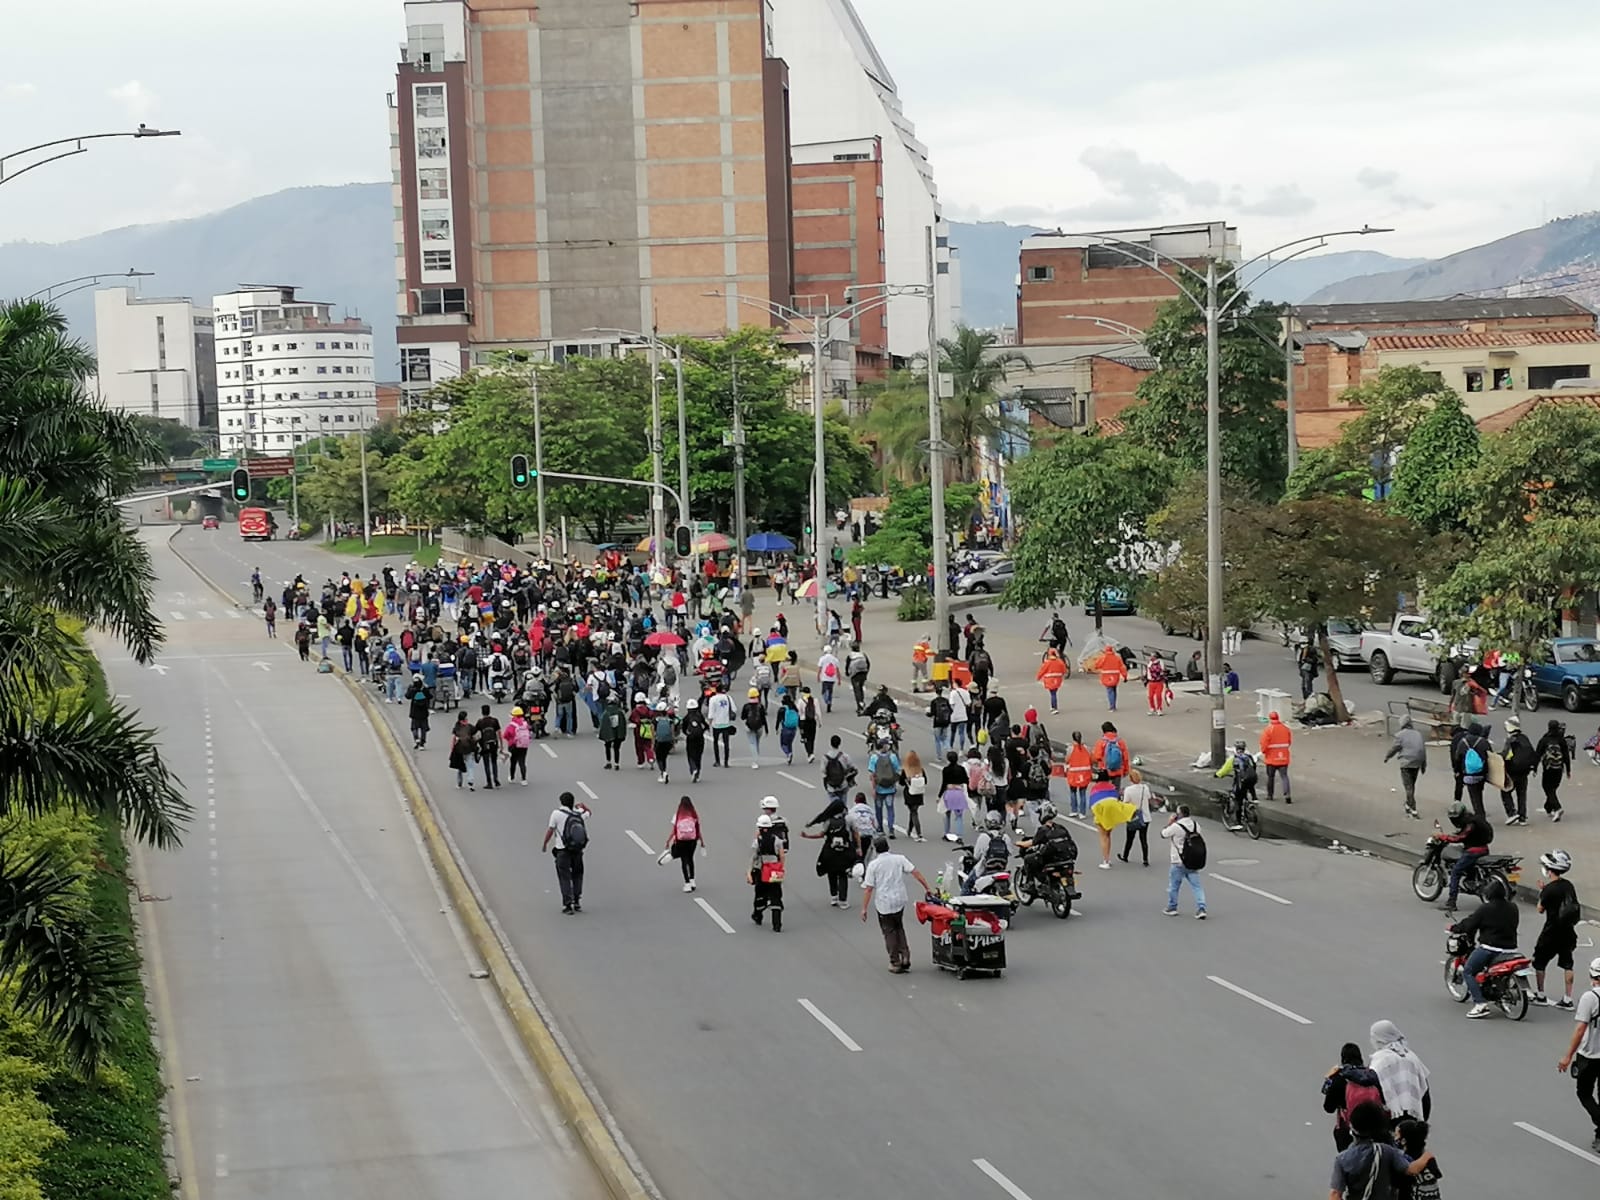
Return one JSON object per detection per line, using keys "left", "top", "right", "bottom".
{"left": 857, "top": 372, "right": 930, "bottom": 484}
{"left": 937, "top": 326, "right": 1032, "bottom": 481}
{"left": 0, "top": 299, "right": 188, "bottom": 1071}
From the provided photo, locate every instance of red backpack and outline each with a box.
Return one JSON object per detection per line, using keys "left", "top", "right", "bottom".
{"left": 1339, "top": 1075, "right": 1387, "bottom": 1129}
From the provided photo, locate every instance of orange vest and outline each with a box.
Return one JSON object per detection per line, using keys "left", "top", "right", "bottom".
{"left": 1260, "top": 720, "right": 1292, "bottom": 766}
{"left": 912, "top": 641, "right": 931, "bottom": 664}
{"left": 1065, "top": 742, "right": 1093, "bottom": 788}
{"left": 1097, "top": 648, "right": 1127, "bottom": 688}
{"left": 1036, "top": 656, "right": 1067, "bottom": 690}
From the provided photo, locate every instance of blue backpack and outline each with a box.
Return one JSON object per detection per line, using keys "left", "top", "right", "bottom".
{"left": 1463, "top": 744, "right": 1485, "bottom": 777}
{"left": 782, "top": 705, "right": 800, "bottom": 730}
{"left": 1104, "top": 739, "right": 1125, "bottom": 774}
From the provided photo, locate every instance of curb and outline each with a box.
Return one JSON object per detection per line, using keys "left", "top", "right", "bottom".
{"left": 341, "top": 674, "right": 658, "bottom": 1200}
{"left": 165, "top": 528, "right": 249, "bottom": 610}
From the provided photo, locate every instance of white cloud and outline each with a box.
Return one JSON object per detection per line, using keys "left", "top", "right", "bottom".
{"left": 1, "top": 82, "right": 37, "bottom": 99}
{"left": 106, "top": 80, "right": 158, "bottom": 120}
{"left": 1356, "top": 167, "right": 1399, "bottom": 190}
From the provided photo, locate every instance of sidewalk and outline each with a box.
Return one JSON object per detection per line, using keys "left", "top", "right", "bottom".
{"left": 777, "top": 592, "right": 1600, "bottom": 910}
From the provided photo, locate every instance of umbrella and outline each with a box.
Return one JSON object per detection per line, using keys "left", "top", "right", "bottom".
{"left": 693, "top": 531, "right": 734, "bottom": 554}
{"left": 644, "top": 630, "right": 685, "bottom": 647}
{"left": 635, "top": 535, "right": 656, "bottom": 553}
{"left": 746, "top": 531, "right": 795, "bottom": 553}
{"left": 795, "top": 577, "right": 838, "bottom": 600}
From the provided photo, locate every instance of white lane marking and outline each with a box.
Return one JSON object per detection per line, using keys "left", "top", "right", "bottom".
{"left": 776, "top": 770, "right": 816, "bottom": 789}
{"left": 1207, "top": 975, "right": 1314, "bottom": 1025}
{"left": 841, "top": 727, "right": 866, "bottom": 740}
{"left": 197, "top": 610, "right": 214, "bottom": 620}
{"left": 1515, "top": 1120, "right": 1600, "bottom": 1166}
{"left": 540, "top": 743, "right": 558, "bottom": 759}
{"left": 695, "top": 898, "right": 736, "bottom": 934}
{"left": 576, "top": 781, "right": 598, "bottom": 800}
{"left": 624, "top": 829, "right": 655, "bottom": 855}
{"left": 894, "top": 824, "right": 907, "bottom": 837}
{"left": 215, "top": 1153, "right": 229, "bottom": 1178}
{"left": 169, "top": 610, "right": 187, "bottom": 621}
{"left": 225, "top": 610, "right": 243, "bottom": 619}
{"left": 973, "top": 1158, "right": 1034, "bottom": 1200}
{"left": 797, "top": 998, "right": 863, "bottom": 1052}
{"left": 1209, "top": 873, "right": 1293, "bottom": 906}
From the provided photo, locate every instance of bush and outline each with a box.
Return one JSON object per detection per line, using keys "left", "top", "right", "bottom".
{"left": 896, "top": 584, "right": 933, "bottom": 622}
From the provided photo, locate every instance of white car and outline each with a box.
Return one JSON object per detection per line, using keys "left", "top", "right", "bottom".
{"left": 953, "top": 560, "right": 1014, "bottom": 595}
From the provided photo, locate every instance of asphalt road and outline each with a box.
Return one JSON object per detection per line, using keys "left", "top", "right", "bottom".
{"left": 104, "top": 528, "right": 606, "bottom": 1199}
{"left": 171, "top": 526, "right": 1600, "bottom": 1198}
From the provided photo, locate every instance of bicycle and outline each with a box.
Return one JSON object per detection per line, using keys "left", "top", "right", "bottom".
{"left": 1217, "top": 787, "right": 1261, "bottom": 840}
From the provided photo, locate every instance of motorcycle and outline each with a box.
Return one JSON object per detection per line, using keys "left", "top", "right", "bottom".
{"left": 1013, "top": 841, "right": 1078, "bottom": 919}
{"left": 865, "top": 717, "right": 902, "bottom": 750}
{"left": 1443, "top": 931, "right": 1533, "bottom": 1020}
{"left": 955, "top": 844, "right": 1019, "bottom": 918}
{"left": 488, "top": 669, "right": 513, "bottom": 705}
{"left": 1411, "top": 832, "right": 1521, "bottom": 904}
{"left": 527, "top": 704, "right": 549, "bottom": 740}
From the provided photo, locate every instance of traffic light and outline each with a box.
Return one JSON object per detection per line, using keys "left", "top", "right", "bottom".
{"left": 510, "top": 453, "right": 532, "bottom": 489}
{"left": 230, "top": 467, "right": 251, "bottom": 502}
{"left": 673, "top": 524, "right": 693, "bottom": 557}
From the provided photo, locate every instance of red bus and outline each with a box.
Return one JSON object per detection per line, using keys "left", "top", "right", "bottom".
{"left": 239, "top": 507, "right": 277, "bottom": 541}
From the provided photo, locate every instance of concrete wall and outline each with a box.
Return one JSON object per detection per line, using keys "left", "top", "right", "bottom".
{"left": 93, "top": 288, "right": 205, "bottom": 427}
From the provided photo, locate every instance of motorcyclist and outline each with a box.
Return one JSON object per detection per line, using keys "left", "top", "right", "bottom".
{"left": 1214, "top": 738, "right": 1259, "bottom": 831}
{"left": 966, "top": 810, "right": 1011, "bottom": 894}
{"left": 1449, "top": 876, "right": 1520, "bottom": 1019}
{"left": 863, "top": 684, "right": 898, "bottom": 722}
{"left": 1017, "top": 801, "right": 1078, "bottom": 885}
{"left": 1438, "top": 799, "right": 1494, "bottom": 914}
{"left": 486, "top": 648, "right": 513, "bottom": 698}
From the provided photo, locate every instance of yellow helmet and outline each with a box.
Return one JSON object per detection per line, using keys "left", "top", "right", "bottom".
{"left": 748, "top": 687, "right": 759, "bottom": 698}
{"left": 512, "top": 706, "right": 524, "bottom": 717}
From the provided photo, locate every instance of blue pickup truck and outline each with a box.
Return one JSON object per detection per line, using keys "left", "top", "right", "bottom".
{"left": 1525, "top": 638, "right": 1600, "bottom": 712}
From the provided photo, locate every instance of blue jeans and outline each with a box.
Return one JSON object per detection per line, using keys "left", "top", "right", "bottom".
{"left": 1465, "top": 946, "right": 1511, "bottom": 1003}
{"left": 385, "top": 673, "right": 400, "bottom": 702}
{"left": 933, "top": 726, "right": 949, "bottom": 759}
{"left": 1447, "top": 848, "right": 1485, "bottom": 905}
{"left": 951, "top": 722, "right": 968, "bottom": 752}
{"left": 556, "top": 700, "right": 577, "bottom": 735}
{"left": 1166, "top": 864, "right": 1207, "bottom": 912}
{"left": 1069, "top": 785, "right": 1088, "bottom": 817}
{"left": 341, "top": 645, "right": 354, "bottom": 671}
{"left": 943, "top": 809, "right": 965, "bottom": 840}
{"left": 1105, "top": 685, "right": 1118, "bottom": 711}
{"left": 821, "top": 681, "right": 834, "bottom": 710}
{"left": 747, "top": 730, "right": 762, "bottom": 758}
{"left": 874, "top": 792, "right": 896, "bottom": 833}
{"left": 1048, "top": 687, "right": 1059, "bottom": 711}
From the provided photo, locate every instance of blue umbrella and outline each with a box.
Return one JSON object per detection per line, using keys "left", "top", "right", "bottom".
{"left": 745, "top": 531, "right": 795, "bottom": 553}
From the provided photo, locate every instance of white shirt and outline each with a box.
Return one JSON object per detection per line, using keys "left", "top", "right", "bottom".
{"left": 948, "top": 688, "right": 970, "bottom": 721}
{"left": 547, "top": 805, "right": 587, "bottom": 851}
{"left": 1123, "top": 782, "right": 1153, "bottom": 822}
{"left": 863, "top": 851, "right": 917, "bottom": 914}
{"left": 706, "top": 692, "right": 735, "bottom": 729}
{"left": 1160, "top": 816, "right": 1199, "bottom": 866}
{"left": 1576, "top": 987, "right": 1600, "bottom": 1059}
{"left": 817, "top": 652, "right": 842, "bottom": 682}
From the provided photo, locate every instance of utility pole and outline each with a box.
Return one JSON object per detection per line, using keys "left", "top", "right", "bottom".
{"left": 1284, "top": 314, "right": 1299, "bottom": 475}
{"left": 729, "top": 354, "right": 747, "bottom": 588}
{"left": 667, "top": 330, "right": 690, "bottom": 551}
{"left": 1204, "top": 260, "right": 1225, "bottom": 765}
{"left": 358, "top": 415, "right": 372, "bottom": 548}
{"left": 925, "top": 225, "right": 950, "bottom": 639}
{"left": 810, "top": 318, "right": 828, "bottom": 636}
{"left": 649, "top": 339, "right": 665, "bottom": 574}
{"left": 532, "top": 368, "right": 548, "bottom": 552}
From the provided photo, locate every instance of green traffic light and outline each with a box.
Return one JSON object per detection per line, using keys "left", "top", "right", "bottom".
{"left": 510, "top": 454, "right": 531, "bottom": 489}
{"left": 230, "top": 467, "right": 251, "bottom": 502}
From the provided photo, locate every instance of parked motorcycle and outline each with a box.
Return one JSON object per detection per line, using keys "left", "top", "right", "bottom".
{"left": 1411, "top": 833, "right": 1521, "bottom": 904}
{"left": 1443, "top": 931, "right": 1533, "bottom": 1020}
{"left": 1013, "top": 841, "right": 1078, "bottom": 919}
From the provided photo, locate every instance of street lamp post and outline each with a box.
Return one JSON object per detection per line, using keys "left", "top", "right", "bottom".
{"left": 531, "top": 369, "right": 547, "bottom": 552}
{"left": 924, "top": 226, "right": 951, "bottom": 643}
{"left": 1, "top": 125, "right": 181, "bottom": 188}
{"left": 1056, "top": 225, "right": 1391, "bottom": 765}
{"left": 28, "top": 269, "right": 153, "bottom": 302}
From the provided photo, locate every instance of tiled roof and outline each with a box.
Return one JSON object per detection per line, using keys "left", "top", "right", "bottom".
{"left": 1476, "top": 392, "right": 1600, "bottom": 434}
{"left": 1096, "top": 416, "right": 1127, "bottom": 436}
{"left": 1294, "top": 296, "right": 1595, "bottom": 325}
{"left": 1368, "top": 328, "right": 1600, "bottom": 351}
{"left": 1293, "top": 408, "right": 1359, "bottom": 449}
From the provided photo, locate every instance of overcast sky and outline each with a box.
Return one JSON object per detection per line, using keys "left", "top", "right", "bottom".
{"left": 3, "top": 0, "right": 1598, "bottom": 262}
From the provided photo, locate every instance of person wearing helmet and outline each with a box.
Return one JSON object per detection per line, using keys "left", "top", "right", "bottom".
{"left": 1557, "top": 957, "right": 1600, "bottom": 1151}
{"left": 679, "top": 697, "right": 708, "bottom": 782}
{"left": 759, "top": 796, "right": 790, "bottom": 850}
{"left": 502, "top": 705, "right": 532, "bottom": 784}
{"left": 651, "top": 701, "right": 678, "bottom": 785}
{"left": 405, "top": 671, "right": 434, "bottom": 749}
{"left": 750, "top": 812, "right": 786, "bottom": 932}
{"left": 1214, "top": 738, "right": 1258, "bottom": 832}
{"left": 740, "top": 686, "right": 768, "bottom": 769}
{"left": 629, "top": 692, "right": 656, "bottom": 770}
{"left": 706, "top": 683, "right": 735, "bottom": 767}
{"left": 1438, "top": 799, "right": 1494, "bottom": 914}
{"left": 1019, "top": 799, "right": 1078, "bottom": 887}
{"left": 966, "top": 809, "right": 1011, "bottom": 894}
{"left": 1449, "top": 875, "right": 1520, "bottom": 1018}
{"left": 1534, "top": 849, "right": 1582, "bottom": 1008}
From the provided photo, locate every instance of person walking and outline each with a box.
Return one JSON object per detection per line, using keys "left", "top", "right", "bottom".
{"left": 475, "top": 703, "right": 502, "bottom": 789}
{"left": 947, "top": 681, "right": 971, "bottom": 753}
{"left": 1160, "top": 803, "right": 1207, "bottom": 918}
{"left": 1065, "top": 731, "right": 1092, "bottom": 819}
{"left": 1500, "top": 716, "right": 1536, "bottom": 825}
{"left": 1532, "top": 849, "right": 1582, "bottom": 1008}
{"left": 798, "top": 687, "right": 819, "bottom": 762}
{"left": 541, "top": 791, "right": 591, "bottom": 914}
{"left": 1090, "top": 772, "right": 1133, "bottom": 870}
{"left": 816, "top": 645, "right": 841, "bottom": 713}
{"left": 801, "top": 802, "right": 857, "bottom": 907}
{"left": 1117, "top": 767, "right": 1153, "bottom": 866}
{"left": 263, "top": 597, "right": 277, "bottom": 638}
{"left": 1384, "top": 716, "right": 1427, "bottom": 818}
{"left": 1328, "top": 1103, "right": 1415, "bottom": 1199}
{"left": 1090, "top": 721, "right": 1129, "bottom": 795}
{"left": 1321, "top": 1043, "right": 1388, "bottom": 1152}
{"left": 749, "top": 813, "right": 786, "bottom": 931}
{"left": 664, "top": 796, "right": 705, "bottom": 892}
{"left": 850, "top": 595, "right": 864, "bottom": 643}
{"left": 679, "top": 698, "right": 708, "bottom": 782}
{"left": 869, "top": 739, "right": 902, "bottom": 836}
{"left": 1537, "top": 718, "right": 1573, "bottom": 822}
{"left": 1296, "top": 640, "right": 1319, "bottom": 701}
{"left": 448, "top": 711, "right": 479, "bottom": 790}
{"left": 1368, "top": 1020, "right": 1431, "bottom": 1123}
{"left": 630, "top": 692, "right": 656, "bottom": 770}
{"left": 1036, "top": 647, "right": 1068, "bottom": 713}
{"left": 1555, "top": 956, "right": 1600, "bottom": 1153}
{"left": 405, "top": 673, "right": 433, "bottom": 750}
{"left": 939, "top": 750, "right": 970, "bottom": 842}
{"left": 902, "top": 749, "right": 928, "bottom": 842}
{"left": 1453, "top": 720, "right": 1493, "bottom": 818}
{"left": 1095, "top": 643, "right": 1127, "bottom": 711}
{"left": 502, "top": 706, "right": 531, "bottom": 785}
{"left": 860, "top": 835, "right": 934, "bottom": 973}
{"left": 844, "top": 640, "right": 872, "bottom": 714}
{"left": 1143, "top": 654, "right": 1168, "bottom": 716}
{"left": 598, "top": 694, "right": 628, "bottom": 770}
{"left": 777, "top": 693, "right": 801, "bottom": 764}
{"left": 740, "top": 686, "right": 768, "bottom": 768}
{"left": 651, "top": 701, "right": 677, "bottom": 784}
{"left": 707, "top": 684, "right": 736, "bottom": 767}
{"left": 1259, "top": 710, "right": 1293, "bottom": 804}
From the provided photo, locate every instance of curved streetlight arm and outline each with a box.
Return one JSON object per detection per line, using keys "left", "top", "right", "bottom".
{"left": 1051, "top": 232, "right": 1207, "bottom": 295}
{"left": 1, "top": 127, "right": 181, "bottom": 187}
{"left": 28, "top": 270, "right": 153, "bottom": 301}
{"left": 1221, "top": 227, "right": 1391, "bottom": 290}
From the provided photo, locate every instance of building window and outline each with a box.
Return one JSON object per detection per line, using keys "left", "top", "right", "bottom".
{"left": 422, "top": 216, "right": 451, "bottom": 242}
{"left": 418, "top": 128, "right": 447, "bottom": 159}
{"left": 423, "top": 248, "right": 453, "bottom": 272}
{"left": 288, "top": 367, "right": 299, "bottom": 375}
{"left": 318, "top": 391, "right": 328, "bottom": 399}
{"left": 419, "top": 167, "right": 449, "bottom": 200}
{"left": 1492, "top": 367, "right": 1513, "bottom": 390}
{"left": 1027, "top": 265, "right": 1054, "bottom": 282}
{"left": 1528, "top": 364, "right": 1591, "bottom": 389}
{"left": 333, "top": 366, "right": 343, "bottom": 374}
{"left": 315, "top": 341, "right": 325, "bottom": 349}
{"left": 335, "top": 414, "right": 346, "bottom": 423}
{"left": 417, "top": 287, "right": 468, "bottom": 315}
{"left": 414, "top": 84, "right": 445, "bottom": 119}
{"left": 1465, "top": 369, "right": 1484, "bottom": 392}
{"left": 345, "top": 341, "right": 355, "bottom": 349}
{"left": 317, "top": 366, "right": 327, "bottom": 374}
{"left": 271, "top": 343, "right": 280, "bottom": 351}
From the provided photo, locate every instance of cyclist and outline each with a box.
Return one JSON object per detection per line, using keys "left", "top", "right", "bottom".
{"left": 250, "top": 568, "right": 264, "bottom": 604}
{"left": 1214, "top": 738, "right": 1258, "bottom": 831}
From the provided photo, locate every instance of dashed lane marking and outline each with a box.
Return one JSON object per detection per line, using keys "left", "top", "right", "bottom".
{"left": 797, "top": 998, "right": 862, "bottom": 1052}
{"left": 776, "top": 770, "right": 816, "bottom": 789}
{"left": 624, "top": 829, "right": 654, "bottom": 855}
{"left": 539, "top": 743, "right": 558, "bottom": 759}
{"left": 1207, "top": 975, "right": 1313, "bottom": 1025}
{"left": 695, "top": 898, "right": 736, "bottom": 934}
{"left": 1514, "top": 1121, "right": 1600, "bottom": 1166}
{"left": 1209, "top": 873, "right": 1293, "bottom": 906}
{"left": 169, "top": 610, "right": 187, "bottom": 621}
{"left": 973, "top": 1159, "right": 1035, "bottom": 1200}
{"left": 576, "top": 781, "right": 598, "bottom": 801}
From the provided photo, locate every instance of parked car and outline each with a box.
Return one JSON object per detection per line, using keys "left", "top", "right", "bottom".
{"left": 1084, "top": 587, "right": 1136, "bottom": 617}
{"left": 201, "top": 515, "right": 220, "bottom": 530}
{"left": 1524, "top": 638, "right": 1600, "bottom": 712}
{"left": 1290, "top": 618, "right": 1373, "bottom": 670}
{"left": 953, "top": 559, "right": 1014, "bottom": 595}
{"left": 1362, "top": 615, "right": 1476, "bottom": 691}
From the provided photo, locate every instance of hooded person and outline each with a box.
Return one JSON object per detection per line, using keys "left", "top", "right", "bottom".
{"left": 1321, "top": 1042, "right": 1388, "bottom": 1152}
{"left": 1368, "top": 1020, "right": 1431, "bottom": 1122}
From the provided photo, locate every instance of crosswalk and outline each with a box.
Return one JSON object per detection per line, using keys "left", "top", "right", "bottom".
{"left": 167, "top": 608, "right": 245, "bottom": 621}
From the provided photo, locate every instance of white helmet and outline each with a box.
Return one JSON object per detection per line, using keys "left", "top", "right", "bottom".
{"left": 1541, "top": 849, "right": 1573, "bottom": 874}
{"left": 1591, "top": 956, "right": 1600, "bottom": 980}
{"left": 756, "top": 814, "right": 774, "bottom": 829}
{"left": 633, "top": 692, "right": 646, "bottom": 703}
{"left": 986, "top": 810, "right": 1004, "bottom": 829}
{"left": 760, "top": 796, "right": 780, "bottom": 811}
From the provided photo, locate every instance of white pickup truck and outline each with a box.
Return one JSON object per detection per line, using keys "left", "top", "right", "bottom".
{"left": 1361, "top": 615, "right": 1463, "bottom": 691}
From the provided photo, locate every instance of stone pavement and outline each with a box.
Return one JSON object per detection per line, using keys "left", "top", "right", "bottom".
{"left": 772, "top": 590, "right": 1600, "bottom": 911}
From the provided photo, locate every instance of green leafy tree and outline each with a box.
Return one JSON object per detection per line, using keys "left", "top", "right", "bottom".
{"left": 1461, "top": 402, "right": 1600, "bottom": 533}
{"left": 848, "top": 480, "right": 980, "bottom": 576}
{"left": 1124, "top": 290, "right": 1288, "bottom": 498}
{"left": 127, "top": 415, "right": 210, "bottom": 463}
{"left": 857, "top": 371, "right": 931, "bottom": 484}
{"left": 1282, "top": 447, "right": 1370, "bottom": 500}
{"left": 1002, "top": 435, "right": 1168, "bottom": 630}
{"left": 1388, "top": 390, "right": 1480, "bottom": 533}
{"left": 1327, "top": 365, "right": 1449, "bottom": 497}
{"left": 937, "top": 325, "right": 1032, "bottom": 481}
{"left": 0, "top": 300, "right": 188, "bottom": 1071}
{"left": 1137, "top": 473, "right": 1264, "bottom": 638}
{"left": 298, "top": 443, "right": 391, "bottom": 526}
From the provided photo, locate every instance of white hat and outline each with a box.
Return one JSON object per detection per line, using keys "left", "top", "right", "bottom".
{"left": 1590, "top": 956, "right": 1600, "bottom": 980}
{"left": 756, "top": 814, "right": 774, "bottom": 829}
{"left": 760, "top": 796, "right": 780, "bottom": 811}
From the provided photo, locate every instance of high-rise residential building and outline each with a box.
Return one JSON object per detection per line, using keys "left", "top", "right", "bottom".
{"left": 390, "top": 0, "right": 796, "bottom": 410}
{"left": 91, "top": 287, "right": 215, "bottom": 429}
{"left": 770, "top": 0, "right": 958, "bottom": 359}
{"left": 212, "top": 286, "right": 377, "bottom": 457}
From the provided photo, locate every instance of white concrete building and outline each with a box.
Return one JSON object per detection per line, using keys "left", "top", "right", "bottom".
{"left": 213, "top": 286, "right": 377, "bottom": 457}
{"left": 91, "top": 288, "right": 215, "bottom": 428}
{"left": 771, "top": 0, "right": 960, "bottom": 359}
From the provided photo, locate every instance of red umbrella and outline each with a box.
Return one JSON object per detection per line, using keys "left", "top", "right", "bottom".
{"left": 644, "top": 630, "right": 685, "bottom": 647}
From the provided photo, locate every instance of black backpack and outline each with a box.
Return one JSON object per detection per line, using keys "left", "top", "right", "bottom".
{"left": 930, "top": 695, "right": 952, "bottom": 725}
{"left": 1235, "top": 752, "right": 1258, "bottom": 786}
{"left": 823, "top": 754, "right": 848, "bottom": 791}
{"left": 1178, "top": 819, "right": 1207, "bottom": 871}
{"left": 562, "top": 809, "right": 589, "bottom": 850}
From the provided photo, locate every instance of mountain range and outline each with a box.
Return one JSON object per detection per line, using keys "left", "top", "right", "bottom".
{"left": 3, "top": 183, "right": 1597, "bottom": 369}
